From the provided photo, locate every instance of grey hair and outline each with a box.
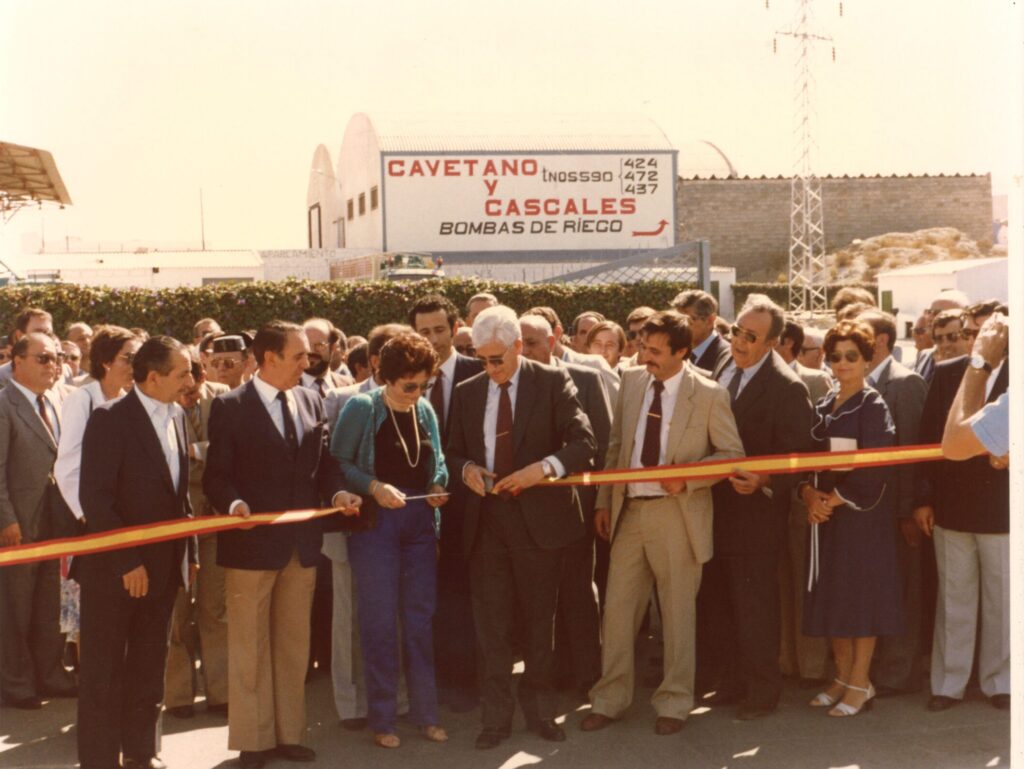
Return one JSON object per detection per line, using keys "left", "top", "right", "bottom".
{"left": 472, "top": 305, "right": 521, "bottom": 349}
{"left": 738, "top": 293, "right": 785, "bottom": 340}
{"left": 519, "top": 314, "right": 553, "bottom": 336}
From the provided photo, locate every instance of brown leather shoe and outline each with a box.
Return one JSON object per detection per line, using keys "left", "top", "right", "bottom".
{"left": 654, "top": 716, "right": 685, "bottom": 735}
{"left": 579, "top": 712, "right": 615, "bottom": 731}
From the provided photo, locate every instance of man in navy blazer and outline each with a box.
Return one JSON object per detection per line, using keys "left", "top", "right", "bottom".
{"left": 76, "top": 336, "right": 197, "bottom": 769}
{"left": 204, "top": 321, "right": 360, "bottom": 769}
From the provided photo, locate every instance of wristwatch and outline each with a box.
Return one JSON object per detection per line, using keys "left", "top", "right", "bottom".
{"left": 969, "top": 354, "right": 992, "bottom": 374}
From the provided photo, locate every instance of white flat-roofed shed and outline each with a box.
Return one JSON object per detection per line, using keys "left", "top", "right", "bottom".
{"left": 314, "top": 113, "right": 679, "bottom": 263}
{"left": 877, "top": 257, "right": 1008, "bottom": 336}
{"left": 17, "top": 250, "right": 263, "bottom": 288}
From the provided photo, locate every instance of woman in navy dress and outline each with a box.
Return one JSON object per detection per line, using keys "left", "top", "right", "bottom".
{"left": 799, "top": 319, "right": 903, "bottom": 718}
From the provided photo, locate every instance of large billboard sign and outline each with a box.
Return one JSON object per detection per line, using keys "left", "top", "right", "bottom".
{"left": 382, "top": 152, "right": 676, "bottom": 252}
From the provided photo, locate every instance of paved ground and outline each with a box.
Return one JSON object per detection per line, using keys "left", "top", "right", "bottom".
{"left": 0, "top": 640, "right": 1011, "bottom": 769}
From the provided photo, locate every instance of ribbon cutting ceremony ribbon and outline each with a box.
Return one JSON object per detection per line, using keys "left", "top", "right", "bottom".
{"left": 0, "top": 444, "right": 944, "bottom": 568}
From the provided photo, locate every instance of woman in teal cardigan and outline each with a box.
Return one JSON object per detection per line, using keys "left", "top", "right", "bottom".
{"left": 330, "top": 332, "right": 449, "bottom": 749}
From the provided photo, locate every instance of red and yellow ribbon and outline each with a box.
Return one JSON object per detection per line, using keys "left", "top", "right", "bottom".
{"left": 0, "top": 444, "right": 944, "bottom": 568}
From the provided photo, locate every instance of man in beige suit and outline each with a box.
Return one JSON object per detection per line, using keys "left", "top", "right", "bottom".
{"left": 775, "top": 320, "right": 833, "bottom": 686}
{"left": 581, "top": 311, "right": 743, "bottom": 736}
{"left": 165, "top": 356, "right": 230, "bottom": 718}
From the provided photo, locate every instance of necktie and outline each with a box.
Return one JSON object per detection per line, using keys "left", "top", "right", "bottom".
{"left": 36, "top": 394, "right": 56, "bottom": 442}
{"left": 429, "top": 370, "right": 445, "bottom": 435}
{"left": 493, "top": 381, "right": 514, "bottom": 479}
{"left": 727, "top": 367, "right": 743, "bottom": 403}
{"left": 689, "top": 351, "right": 698, "bottom": 365}
{"left": 188, "top": 404, "right": 203, "bottom": 442}
{"left": 277, "top": 390, "right": 299, "bottom": 454}
{"left": 640, "top": 380, "right": 664, "bottom": 467}
{"left": 163, "top": 408, "right": 180, "bottom": 489}
{"left": 316, "top": 379, "right": 326, "bottom": 398}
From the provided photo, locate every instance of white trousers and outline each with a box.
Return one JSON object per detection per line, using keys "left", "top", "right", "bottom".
{"left": 931, "top": 526, "right": 1010, "bottom": 698}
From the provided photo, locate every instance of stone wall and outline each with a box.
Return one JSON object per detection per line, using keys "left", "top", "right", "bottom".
{"left": 676, "top": 174, "right": 993, "bottom": 279}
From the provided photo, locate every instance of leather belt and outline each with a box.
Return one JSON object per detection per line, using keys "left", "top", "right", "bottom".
{"left": 627, "top": 495, "right": 666, "bottom": 502}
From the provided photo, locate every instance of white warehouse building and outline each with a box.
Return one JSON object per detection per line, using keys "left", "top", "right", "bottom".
{"left": 306, "top": 113, "right": 682, "bottom": 266}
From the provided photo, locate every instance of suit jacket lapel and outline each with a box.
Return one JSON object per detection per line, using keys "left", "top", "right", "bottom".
{"left": 732, "top": 354, "right": 773, "bottom": 421}
{"left": 127, "top": 389, "right": 176, "bottom": 494}
{"left": 294, "top": 389, "right": 319, "bottom": 448}
{"left": 11, "top": 390, "right": 58, "bottom": 453}
{"left": 468, "top": 374, "right": 490, "bottom": 463}
{"left": 872, "top": 359, "right": 893, "bottom": 398}
{"left": 622, "top": 370, "right": 649, "bottom": 464}
{"left": 665, "top": 368, "right": 696, "bottom": 454}
{"left": 512, "top": 360, "right": 535, "bottom": 452}
{"left": 172, "top": 413, "right": 188, "bottom": 498}
{"left": 242, "top": 379, "right": 289, "bottom": 452}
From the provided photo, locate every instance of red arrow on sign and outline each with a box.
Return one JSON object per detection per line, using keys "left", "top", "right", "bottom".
{"left": 632, "top": 219, "right": 668, "bottom": 237}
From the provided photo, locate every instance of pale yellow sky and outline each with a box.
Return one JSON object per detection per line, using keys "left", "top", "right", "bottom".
{"left": 1, "top": 0, "right": 1019, "bottom": 265}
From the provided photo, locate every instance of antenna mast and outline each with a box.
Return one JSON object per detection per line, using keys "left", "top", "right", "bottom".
{"left": 772, "top": 0, "right": 840, "bottom": 313}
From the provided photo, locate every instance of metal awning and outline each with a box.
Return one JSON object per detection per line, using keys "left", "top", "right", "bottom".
{"left": 0, "top": 141, "right": 72, "bottom": 221}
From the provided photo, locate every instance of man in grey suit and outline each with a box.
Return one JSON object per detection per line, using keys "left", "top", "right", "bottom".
{"left": 322, "top": 323, "right": 410, "bottom": 729}
{"left": 859, "top": 309, "right": 929, "bottom": 695}
{"left": 0, "top": 308, "right": 58, "bottom": 389}
{"left": 0, "top": 332, "right": 78, "bottom": 708}
{"left": 774, "top": 320, "right": 833, "bottom": 686}
{"left": 520, "top": 314, "right": 612, "bottom": 695}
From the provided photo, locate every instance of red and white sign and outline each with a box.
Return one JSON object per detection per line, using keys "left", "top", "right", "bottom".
{"left": 382, "top": 152, "right": 675, "bottom": 251}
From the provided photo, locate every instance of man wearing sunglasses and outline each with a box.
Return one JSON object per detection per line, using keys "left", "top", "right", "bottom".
{"left": 930, "top": 310, "right": 972, "bottom": 363}
{"left": 446, "top": 305, "right": 596, "bottom": 749}
{"left": 913, "top": 291, "right": 969, "bottom": 385}
{"left": 0, "top": 308, "right": 57, "bottom": 389}
{"left": 0, "top": 333, "right": 79, "bottom": 711}
{"left": 697, "top": 294, "right": 815, "bottom": 720}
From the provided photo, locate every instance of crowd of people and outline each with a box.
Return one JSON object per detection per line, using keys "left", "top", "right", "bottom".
{"left": 0, "top": 284, "right": 1009, "bottom": 769}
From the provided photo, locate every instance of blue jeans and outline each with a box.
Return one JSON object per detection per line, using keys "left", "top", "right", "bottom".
{"left": 347, "top": 494, "right": 439, "bottom": 733}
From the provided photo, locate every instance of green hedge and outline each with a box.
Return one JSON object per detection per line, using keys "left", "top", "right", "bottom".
{"left": 0, "top": 279, "right": 696, "bottom": 339}
{"left": 732, "top": 282, "right": 878, "bottom": 311}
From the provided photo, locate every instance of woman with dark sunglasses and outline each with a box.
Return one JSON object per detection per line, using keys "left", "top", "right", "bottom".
{"left": 331, "top": 331, "right": 449, "bottom": 749}
{"left": 798, "top": 319, "right": 903, "bottom": 719}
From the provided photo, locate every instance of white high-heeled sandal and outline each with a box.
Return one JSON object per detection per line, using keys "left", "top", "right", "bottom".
{"left": 809, "top": 678, "right": 849, "bottom": 707}
{"left": 828, "top": 683, "right": 876, "bottom": 717}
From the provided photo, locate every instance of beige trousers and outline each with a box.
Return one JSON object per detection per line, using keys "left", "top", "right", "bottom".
{"left": 589, "top": 497, "right": 702, "bottom": 720}
{"left": 225, "top": 552, "right": 316, "bottom": 751}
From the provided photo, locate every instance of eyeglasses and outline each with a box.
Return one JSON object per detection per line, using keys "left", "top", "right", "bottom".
{"left": 933, "top": 330, "right": 967, "bottom": 344}
{"left": 827, "top": 350, "right": 862, "bottom": 364}
{"left": 210, "top": 358, "right": 238, "bottom": 370}
{"left": 398, "top": 381, "right": 432, "bottom": 394}
{"left": 22, "top": 352, "right": 63, "bottom": 365}
{"left": 800, "top": 346, "right": 820, "bottom": 354}
{"left": 65, "top": 354, "right": 81, "bottom": 362}
{"left": 475, "top": 354, "right": 509, "bottom": 367}
{"left": 730, "top": 324, "right": 759, "bottom": 344}
{"left": 118, "top": 352, "right": 136, "bottom": 364}
{"left": 626, "top": 330, "right": 639, "bottom": 341}
{"left": 310, "top": 341, "right": 330, "bottom": 351}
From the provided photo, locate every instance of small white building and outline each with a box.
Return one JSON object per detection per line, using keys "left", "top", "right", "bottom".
{"left": 877, "top": 257, "right": 1008, "bottom": 336}
{"left": 17, "top": 250, "right": 264, "bottom": 288}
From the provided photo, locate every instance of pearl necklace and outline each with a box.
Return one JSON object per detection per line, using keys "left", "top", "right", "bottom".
{"left": 384, "top": 393, "right": 421, "bottom": 468}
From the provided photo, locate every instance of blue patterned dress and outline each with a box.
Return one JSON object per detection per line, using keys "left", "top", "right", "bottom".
{"left": 802, "top": 387, "right": 905, "bottom": 638}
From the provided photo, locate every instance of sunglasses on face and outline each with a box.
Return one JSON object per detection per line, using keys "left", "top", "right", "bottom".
{"left": 933, "top": 330, "right": 966, "bottom": 344}
{"left": 118, "top": 352, "right": 136, "bottom": 364}
{"left": 626, "top": 330, "right": 639, "bottom": 341}
{"left": 827, "top": 350, "right": 862, "bottom": 364}
{"left": 475, "top": 355, "right": 508, "bottom": 367}
{"left": 65, "top": 354, "right": 81, "bottom": 362}
{"left": 730, "top": 324, "right": 759, "bottom": 344}
{"left": 23, "top": 352, "right": 63, "bottom": 365}
{"left": 399, "top": 381, "right": 432, "bottom": 394}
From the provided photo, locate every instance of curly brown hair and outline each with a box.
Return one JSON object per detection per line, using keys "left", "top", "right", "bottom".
{"left": 823, "top": 319, "right": 875, "bottom": 361}
{"left": 378, "top": 331, "right": 439, "bottom": 383}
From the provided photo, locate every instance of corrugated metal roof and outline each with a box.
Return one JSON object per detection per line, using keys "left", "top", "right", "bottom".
{"left": 877, "top": 257, "right": 1006, "bottom": 278}
{"left": 23, "top": 250, "right": 262, "bottom": 272}
{"left": 366, "top": 113, "right": 675, "bottom": 153}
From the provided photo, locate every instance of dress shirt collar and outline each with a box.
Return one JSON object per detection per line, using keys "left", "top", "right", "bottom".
{"left": 135, "top": 386, "right": 174, "bottom": 420}
{"left": 727, "top": 348, "right": 772, "bottom": 381}
{"left": 437, "top": 347, "right": 457, "bottom": 380}
{"left": 649, "top": 364, "right": 685, "bottom": 400}
{"left": 9, "top": 378, "right": 49, "bottom": 411}
{"left": 691, "top": 331, "right": 718, "bottom": 362}
{"left": 253, "top": 372, "right": 290, "bottom": 407}
{"left": 867, "top": 354, "right": 893, "bottom": 386}
{"left": 300, "top": 372, "right": 322, "bottom": 389}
